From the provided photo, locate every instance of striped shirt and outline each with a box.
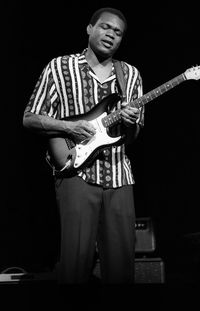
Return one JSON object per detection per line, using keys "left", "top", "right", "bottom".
{"left": 25, "top": 49, "right": 144, "bottom": 188}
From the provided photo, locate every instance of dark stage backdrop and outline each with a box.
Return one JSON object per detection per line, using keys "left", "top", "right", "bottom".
{"left": 2, "top": 0, "right": 200, "bottom": 280}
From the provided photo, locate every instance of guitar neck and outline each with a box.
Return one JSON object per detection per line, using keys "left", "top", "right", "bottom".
{"left": 131, "top": 73, "right": 186, "bottom": 109}
{"left": 102, "top": 73, "right": 186, "bottom": 128}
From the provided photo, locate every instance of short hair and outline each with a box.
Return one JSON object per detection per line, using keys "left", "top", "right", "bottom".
{"left": 89, "top": 7, "right": 128, "bottom": 33}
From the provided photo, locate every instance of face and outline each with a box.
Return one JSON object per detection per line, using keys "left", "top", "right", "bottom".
{"left": 87, "top": 12, "right": 125, "bottom": 58}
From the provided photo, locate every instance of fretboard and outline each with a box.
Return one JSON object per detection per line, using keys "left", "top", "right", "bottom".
{"left": 102, "top": 73, "right": 186, "bottom": 128}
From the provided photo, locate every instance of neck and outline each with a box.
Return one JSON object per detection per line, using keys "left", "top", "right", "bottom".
{"left": 85, "top": 47, "right": 112, "bottom": 70}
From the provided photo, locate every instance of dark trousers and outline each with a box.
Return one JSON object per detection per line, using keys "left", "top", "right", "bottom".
{"left": 54, "top": 176, "right": 136, "bottom": 284}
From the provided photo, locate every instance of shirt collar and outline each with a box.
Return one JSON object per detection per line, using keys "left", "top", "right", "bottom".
{"left": 78, "top": 49, "right": 116, "bottom": 84}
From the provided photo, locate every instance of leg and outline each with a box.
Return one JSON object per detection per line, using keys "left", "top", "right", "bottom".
{"left": 54, "top": 176, "right": 102, "bottom": 284}
{"left": 98, "top": 185, "right": 136, "bottom": 284}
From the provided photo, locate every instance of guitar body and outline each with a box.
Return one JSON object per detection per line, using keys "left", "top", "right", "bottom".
{"left": 48, "top": 93, "right": 123, "bottom": 174}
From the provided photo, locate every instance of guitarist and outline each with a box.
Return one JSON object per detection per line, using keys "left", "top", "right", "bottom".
{"left": 23, "top": 7, "right": 144, "bottom": 284}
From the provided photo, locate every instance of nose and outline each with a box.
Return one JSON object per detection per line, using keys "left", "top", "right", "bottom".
{"left": 106, "top": 29, "right": 115, "bottom": 39}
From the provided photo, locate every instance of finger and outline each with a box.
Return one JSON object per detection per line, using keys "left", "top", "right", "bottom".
{"left": 80, "top": 130, "right": 94, "bottom": 138}
{"left": 121, "top": 102, "right": 128, "bottom": 108}
{"left": 121, "top": 110, "right": 137, "bottom": 120}
{"left": 127, "top": 107, "right": 140, "bottom": 114}
{"left": 82, "top": 122, "right": 96, "bottom": 134}
{"left": 123, "top": 118, "right": 135, "bottom": 127}
{"left": 121, "top": 110, "right": 130, "bottom": 118}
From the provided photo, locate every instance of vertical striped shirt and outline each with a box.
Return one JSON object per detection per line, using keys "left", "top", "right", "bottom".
{"left": 25, "top": 49, "right": 144, "bottom": 188}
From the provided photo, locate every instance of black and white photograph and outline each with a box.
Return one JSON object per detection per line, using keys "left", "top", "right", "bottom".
{"left": 1, "top": 1, "right": 200, "bottom": 309}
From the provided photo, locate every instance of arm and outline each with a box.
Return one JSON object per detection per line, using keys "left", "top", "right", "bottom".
{"left": 23, "top": 59, "right": 96, "bottom": 143}
{"left": 120, "top": 66, "right": 144, "bottom": 145}
{"left": 23, "top": 112, "right": 96, "bottom": 143}
{"left": 120, "top": 104, "right": 142, "bottom": 145}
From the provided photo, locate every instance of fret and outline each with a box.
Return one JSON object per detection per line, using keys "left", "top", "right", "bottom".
{"left": 130, "top": 101, "right": 140, "bottom": 109}
{"left": 148, "top": 92, "right": 157, "bottom": 100}
{"left": 156, "top": 88, "right": 162, "bottom": 96}
{"left": 152, "top": 89, "right": 159, "bottom": 98}
{"left": 160, "top": 85, "right": 168, "bottom": 94}
{"left": 140, "top": 96, "right": 148, "bottom": 105}
{"left": 102, "top": 110, "right": 121, "bottom": 127}
{"left": 131, "top": 100, "right": 141, "bottom": 109}
{"left": 165, "top": 83, "right": 172, "bottom": 89}
{"left": 134, "top": 102, "right": 141, "bottom": 109}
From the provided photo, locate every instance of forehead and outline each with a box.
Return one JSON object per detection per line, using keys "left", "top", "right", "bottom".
{"left": 97, "top": 12, "right": 125, "bottom": 31}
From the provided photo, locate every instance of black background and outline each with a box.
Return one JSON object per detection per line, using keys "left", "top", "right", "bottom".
{"left": 2, "top": 0, "right": 200, "bottom": 283}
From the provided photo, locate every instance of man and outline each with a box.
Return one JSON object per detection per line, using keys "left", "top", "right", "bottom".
{"left": 23, "top": 7, "right": 144, "bottom": 284}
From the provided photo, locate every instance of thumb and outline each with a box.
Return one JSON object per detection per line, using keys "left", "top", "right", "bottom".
{"left": 121, "top": 101, "right": 128, "bottom": 108}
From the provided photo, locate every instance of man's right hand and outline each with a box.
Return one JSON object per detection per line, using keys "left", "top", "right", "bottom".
{"left": 23, "top": 112, "right": 96, "bottom": 141}
{"left": 67, "top": 120, "right": 96, "bottom": 143}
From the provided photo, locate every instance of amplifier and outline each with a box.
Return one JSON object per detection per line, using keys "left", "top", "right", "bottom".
{"left": 135, "top": 217, "right": 156, "bottom": 253}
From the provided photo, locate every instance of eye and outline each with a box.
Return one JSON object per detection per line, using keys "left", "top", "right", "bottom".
{"left": 100, "top": 23, "right": 123, "bottom": 37}
{"left": 115, "top": 30, "right": 123, "bottom": 37}
{"left": 101, "top": 23, "right": 109, "bottom": 30}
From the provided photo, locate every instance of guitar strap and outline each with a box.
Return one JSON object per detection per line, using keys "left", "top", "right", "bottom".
{"left": 113, "top": 60, "right": 127, "bottom": 102}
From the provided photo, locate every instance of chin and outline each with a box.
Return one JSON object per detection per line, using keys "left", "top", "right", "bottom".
{"left": 97, "top": 48, "right": 114, "bottom": 58}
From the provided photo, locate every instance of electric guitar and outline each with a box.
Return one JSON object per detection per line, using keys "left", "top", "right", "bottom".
{"left": 48, "top": 65, "right": 200, "bottom": 175}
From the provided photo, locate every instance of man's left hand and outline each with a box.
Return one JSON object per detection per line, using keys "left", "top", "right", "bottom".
{"left": 120, "top": 103, "right": 140, "bottom": 127}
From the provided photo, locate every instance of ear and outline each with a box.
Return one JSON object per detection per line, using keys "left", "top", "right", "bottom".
{"left": 86, "top": 24, "right": 93, "bottom": 35}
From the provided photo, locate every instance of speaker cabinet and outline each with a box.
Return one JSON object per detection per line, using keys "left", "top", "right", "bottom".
{"left": 93, "top": 257, "right": 165, "bottom": 283}
{"left": 135, "top": 257, "right": 165, "bottom": 283}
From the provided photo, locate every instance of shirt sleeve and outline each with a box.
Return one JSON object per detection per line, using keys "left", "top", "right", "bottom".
{"left": 24, "top": 60, "right": 60, "bottom": 118}
{"left": 129, "top": 68, "right": 144, "bottom": 127}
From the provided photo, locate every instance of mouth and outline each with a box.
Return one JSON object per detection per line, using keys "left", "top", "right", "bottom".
{"left": 101, "top": 39, "right": 113, "bottom": 49}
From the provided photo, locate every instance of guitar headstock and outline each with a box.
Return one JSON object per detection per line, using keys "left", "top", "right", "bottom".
{"left": 184, "top": 65, "right": 200, "bottom": 80}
